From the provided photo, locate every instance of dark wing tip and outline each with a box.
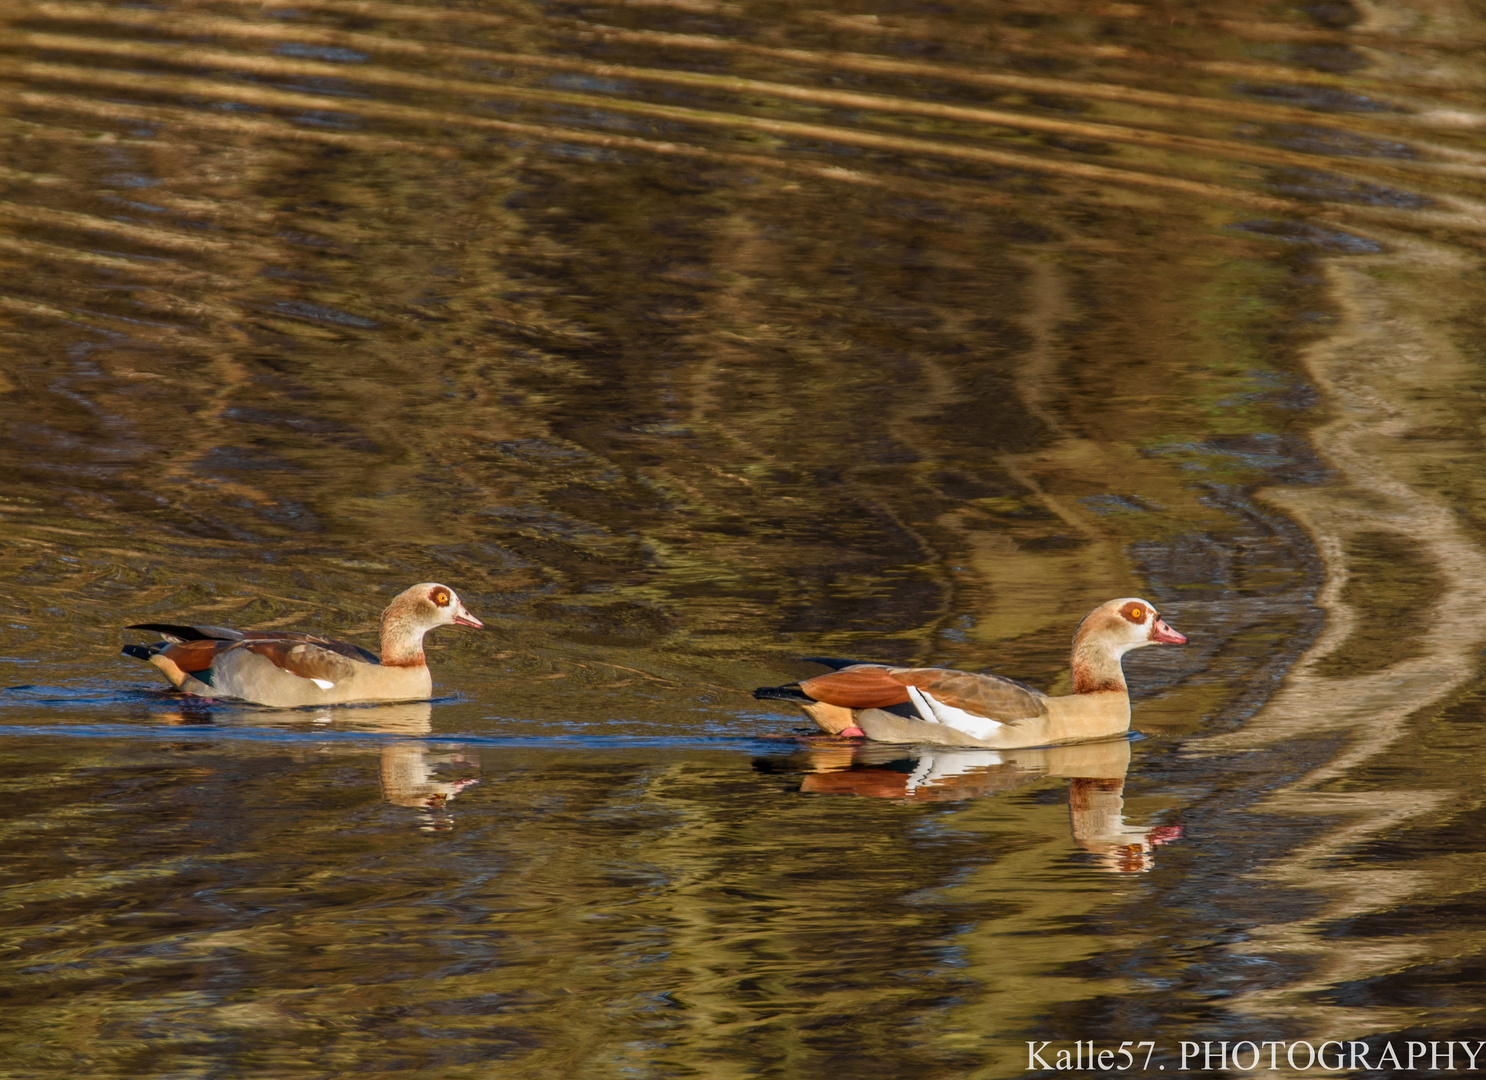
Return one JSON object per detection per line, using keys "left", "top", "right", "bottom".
{"left": 125, "top": 624, "right": 246, "bottom": 642}
{"left": 753, "top": 683, "right": 811, "bottom": 703}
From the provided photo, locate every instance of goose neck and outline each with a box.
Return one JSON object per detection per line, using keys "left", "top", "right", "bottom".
{"left": 379, "top": 608, "right": 429, "bottom": 668}
{"left": 1070, "top": 637, "right": 1128, "bottom": 695}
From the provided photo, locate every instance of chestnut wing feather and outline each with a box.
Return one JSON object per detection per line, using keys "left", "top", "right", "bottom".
{"left": 158, "top": 639, "right": 235, "bottom": 673}
{"left": 799, "top": 667, "right": 912, "bottom": 709}
{"left": 893, "top": 668, "right": 1048, "bottom": 724}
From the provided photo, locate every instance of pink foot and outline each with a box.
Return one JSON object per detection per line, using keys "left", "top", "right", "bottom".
{"left": 840, "top": 726, "right": 865, "bottom": 738}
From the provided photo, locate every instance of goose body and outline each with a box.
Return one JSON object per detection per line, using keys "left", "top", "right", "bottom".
{"left": 754, "top": 598, "right": 1186, "bottom": 749}
{"left": 122, "top": 583, "right": 482, "bottom": 707}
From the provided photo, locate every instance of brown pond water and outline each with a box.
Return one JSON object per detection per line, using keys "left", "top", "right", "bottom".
{"left": 3, "top": 0, "right": 1486, "bottom": 1075}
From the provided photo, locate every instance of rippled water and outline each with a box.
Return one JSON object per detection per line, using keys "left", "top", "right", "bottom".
{"left": 3, "top": 0, "right": 1486, "bottom": 1074}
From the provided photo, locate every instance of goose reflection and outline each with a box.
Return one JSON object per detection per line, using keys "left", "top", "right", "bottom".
{"left": 164, "top": 701, "right": 480, "bottom": 821}
{"left": 782, "top": 737, "right": 1181, "bottom": 872}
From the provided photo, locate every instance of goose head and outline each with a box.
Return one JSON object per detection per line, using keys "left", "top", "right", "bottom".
{"left": 405, "top": 583, "right": 483, "bottom": 630}
{"left": 1079, "top": 597, "right": 1186, "bottom": 652}
{"left": 380, "top": 583, "right": 483, "bottom": 665}
{"left": 1071, "top": 597, "right": 1186, "bottom": 693}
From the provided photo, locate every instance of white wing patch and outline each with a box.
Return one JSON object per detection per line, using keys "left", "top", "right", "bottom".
{"left": 310, "top": 678, "right": 335, "bottom": 690}
{"left": 906, "top": 686, "right": 942, "bottom": 726}
{"left": 906, "top": 685, "right": 1005, "bottom": 742}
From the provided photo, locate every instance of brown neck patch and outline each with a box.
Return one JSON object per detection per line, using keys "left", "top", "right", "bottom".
{"left": 1070, "top": 622, "right": 1129, "bottom": 695}
{"left": 1071, "top": 659, "right": 1126, "bottom": 695}
{"left": 380, "top": 654, "right": 428, "bottom": 669}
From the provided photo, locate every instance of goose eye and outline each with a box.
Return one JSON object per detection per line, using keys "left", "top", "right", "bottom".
{"left": 1122, "top": 603, "right": 1146, "bottom": 623}
{"left": 432, "top": 590, "right": 450, "bottom": 606}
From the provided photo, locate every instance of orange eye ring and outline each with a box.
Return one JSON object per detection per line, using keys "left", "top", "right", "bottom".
{"left": 434, "top": 591, "right": 450, "bottom": 606}
{"left": 1122, "top": 603, "right": 1146, "bottom": 623}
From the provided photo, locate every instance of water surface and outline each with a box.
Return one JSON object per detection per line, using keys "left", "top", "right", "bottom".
{"left": 3, "top": 0, "right": 1486, "bottom": 1074}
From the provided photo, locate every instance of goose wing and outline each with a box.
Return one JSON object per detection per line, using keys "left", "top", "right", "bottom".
{"left": 238, "top": 631, "right": 380, "bottom": 665}
{"left": 894, "top": 668, "right": 1049, "bottom": 725}
{"left": 232, "top": 639, "right": 366, "bottom": 688}
{"left": 799, "top": 664, "right": 1048, "bottom": 728}
{"left": 129, "top": 624, "right": 379, "bottom": 665}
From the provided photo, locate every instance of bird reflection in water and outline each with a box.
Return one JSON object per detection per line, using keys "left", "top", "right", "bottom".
{"left": 774, "top": 736, "right": 1181, "bottom": 873}
{"left": 161, "top": 700, "right": 480, "bottom": 830}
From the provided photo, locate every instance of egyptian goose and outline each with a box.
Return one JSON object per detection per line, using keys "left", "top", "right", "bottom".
{"left": 122, "top": 583, "right": 483, "bottom": 707}
{"left": 753, "top": 597, "right": 1186, "bottom": 748}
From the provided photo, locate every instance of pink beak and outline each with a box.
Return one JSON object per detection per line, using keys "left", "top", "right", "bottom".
{"left": 454, "top": 603, "right": 484, "bottom": 629}
{"left": 1151, "top": 617, "right": 1186, "bottom": 645}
